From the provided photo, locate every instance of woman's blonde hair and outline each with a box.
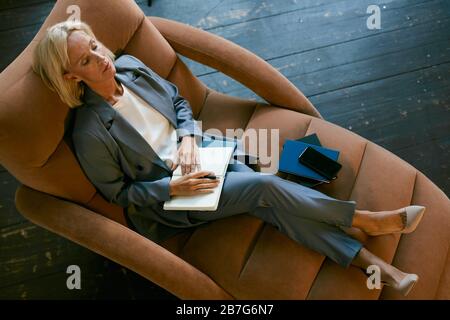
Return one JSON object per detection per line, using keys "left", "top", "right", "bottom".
{"left": 32, "top": 20, "right": 115, "bottom": 108}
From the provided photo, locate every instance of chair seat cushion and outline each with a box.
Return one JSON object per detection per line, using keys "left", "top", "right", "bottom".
{"left": 161, "top": 105, "right": 450, "bottom": 299}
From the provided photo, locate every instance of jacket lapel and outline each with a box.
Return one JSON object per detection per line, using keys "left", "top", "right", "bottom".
{"left": 115, "top": 66, "right": 177, "bottom": 127}
{"left": 82, "top": 80, "right": 172, "bottom": 173}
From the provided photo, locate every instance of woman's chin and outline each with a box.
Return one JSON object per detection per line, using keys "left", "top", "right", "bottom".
{"left": 108, "top": 66, "right": 116, "bottom": 77}
{"left": 103, "top": 69, "right": 116, "bottom": 80}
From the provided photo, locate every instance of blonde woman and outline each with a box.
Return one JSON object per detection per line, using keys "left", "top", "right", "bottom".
{"left": 33, "top": 20, "right": 426, "bottom": 297}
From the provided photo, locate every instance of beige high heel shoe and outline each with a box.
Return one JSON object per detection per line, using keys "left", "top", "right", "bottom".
{"left": 401, "top": 205, "right": 426, "bottom": 234}
{"left": 382, "top": 273, "right": 419, "bottom": 297}
{"left": 367, "top": 205, "right": 426, "bottom": 236}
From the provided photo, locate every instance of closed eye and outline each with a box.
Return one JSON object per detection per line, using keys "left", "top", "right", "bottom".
{"left": 81, "top": 43, "right": 98, "bottom": 66}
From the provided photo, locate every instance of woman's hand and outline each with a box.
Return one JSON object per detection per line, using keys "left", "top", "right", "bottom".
{"left": 172, "top": 136, "right": 201, "bottom": 175}
{"left": 169, "top": 170, "right": 220, "bottom": 196}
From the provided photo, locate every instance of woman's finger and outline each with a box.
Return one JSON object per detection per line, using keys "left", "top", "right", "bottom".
{"left": 195, "top": 178, "right": 221, "bottom": 184}
{"left": 195, "top": 153, "right": 201, "bottom": 172}
{"left": 185, "top": 160, "right": 192, "bottom": 175}
{"left": 195, "top": 189, "right": 215, "bottom": 194}
{"left": 181, "top": 154, "right": 189, "bottom": 175}
{"left": 187, "top": 170, "right": 215, "bottom": 179}
{"left": 193, "top": 182, "right": 220, "bottom": 190}
{"left": 189, "top": 152, "right": 196, "bottom": 173}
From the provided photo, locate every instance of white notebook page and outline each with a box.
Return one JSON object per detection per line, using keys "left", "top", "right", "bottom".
{"left": 163, "top": 147, "right": 234, "bottom": 211}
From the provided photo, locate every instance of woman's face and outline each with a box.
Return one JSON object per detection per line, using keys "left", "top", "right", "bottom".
{"left": 63, "top": 30, "right": 115, "bottom": 84}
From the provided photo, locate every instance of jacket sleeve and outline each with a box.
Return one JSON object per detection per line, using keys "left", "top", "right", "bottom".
{"left": 72, "top": 132, "right": 171, "bottom": 208}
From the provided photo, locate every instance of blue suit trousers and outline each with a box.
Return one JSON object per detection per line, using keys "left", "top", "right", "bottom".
{"left": 186, "top": 162, "right": 363, "bottom": 268}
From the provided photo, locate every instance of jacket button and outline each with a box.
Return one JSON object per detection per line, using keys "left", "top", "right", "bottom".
{"left": 136, "top": 165, "right": 144, "bottom": 171}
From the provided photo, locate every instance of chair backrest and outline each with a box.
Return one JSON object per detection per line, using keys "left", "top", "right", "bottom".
{"left": 0, "top": 0, "right": 208, "bottom": 224}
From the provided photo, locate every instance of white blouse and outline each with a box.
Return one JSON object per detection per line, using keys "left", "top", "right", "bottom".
{"left": 112, "top": 84, "right": 178, "bottom": 168}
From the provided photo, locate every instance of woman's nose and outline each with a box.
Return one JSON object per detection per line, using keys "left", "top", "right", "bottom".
{"left": 94, "top": 52, "right": 106, "bottom": 63}
{"left": 97, "top": 56, "right": 107, "bottom": 68}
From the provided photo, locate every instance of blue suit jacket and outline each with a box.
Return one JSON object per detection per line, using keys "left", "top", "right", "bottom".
{"left": 72, "top": 54, "right": 249, "bottom": 244}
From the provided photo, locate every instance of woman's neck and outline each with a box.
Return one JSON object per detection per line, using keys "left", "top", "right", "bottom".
{"left": 89, "top": 78, "right": 123, "bottom": 103}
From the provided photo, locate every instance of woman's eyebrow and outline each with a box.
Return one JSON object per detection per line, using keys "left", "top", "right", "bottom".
{"left": 76, "top": 38, "right": 94, "bottom": 65}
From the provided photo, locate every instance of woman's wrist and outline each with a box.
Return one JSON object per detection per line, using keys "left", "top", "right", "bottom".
{"left": 181, "top": 135, "right": 196, "bottom": 143}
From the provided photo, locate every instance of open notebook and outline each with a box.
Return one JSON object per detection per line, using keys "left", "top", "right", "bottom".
{"left": 163, "top": 146, "right": 234, "bottom": 211}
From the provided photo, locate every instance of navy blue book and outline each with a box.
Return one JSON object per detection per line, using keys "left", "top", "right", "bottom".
{"left": 280, "top": 133, "right": 340, "bottom": 187}
{"left": 295, "top": 133, "right": 322, "bottom": 147}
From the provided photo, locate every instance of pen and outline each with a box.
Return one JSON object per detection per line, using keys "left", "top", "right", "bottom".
{"left": 204, "top": 174, "right": 217, "bottom": 179}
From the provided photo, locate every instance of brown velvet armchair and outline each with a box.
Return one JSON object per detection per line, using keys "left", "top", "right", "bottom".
{"left": 0, "top": 0, "right": 448, "bottom": 299}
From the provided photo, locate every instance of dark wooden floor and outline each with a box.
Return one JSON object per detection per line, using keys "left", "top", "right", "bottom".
{"left": 0, "top": 0, "right": 449, "bottom": 299}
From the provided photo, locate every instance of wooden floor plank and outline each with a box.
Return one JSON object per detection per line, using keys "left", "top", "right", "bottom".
{"left": 141, "top": 0, "right": 352, "bottom": 30}
{"left": 0, "top": 1, "right": 54, "bottom": 32}
{"left": 182, "top": 0, "right": 449, "bottom": 76}
{"left": 270, "top": 19, "right": 450, "bottom": 90}
{"left": 0, "top": 22, "right": 48, "bottom": 71}
{"left": 0, "top": 171, "right": 24, "bottom": 227}
{"left": 0, "top": 258, "right": 127, "bottom": 299}
{"left": 0, "top": 220, "right": 178, "bottom": 299}
{"left": 0, "top": 259, "right": 179, "bottom": 299}
{"left": 0, "top": 0, "right": 53, "bottom": 12}
{"left": 285, "top": 39, "right": 449, "bottom": 97}
{"left": 396, "top": 136, "right": 449, "bottom": 191}
{"left": 308, "top": 63, "right": 449, "bottom": 132}
{"left": 196, "top": 19, "right": 450, "bottom": 96}
{"left": 0, "top": 221, "right": 103, "bottom": 287}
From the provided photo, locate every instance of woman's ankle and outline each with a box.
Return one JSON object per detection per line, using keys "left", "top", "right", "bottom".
{"left": 353, "top": 209, "right": 404, "bottom": 235}
{"left": 352, "top": 210, "right": 377, "bottom": 233}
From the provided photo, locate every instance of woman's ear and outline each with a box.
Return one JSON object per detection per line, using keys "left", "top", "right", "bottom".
{"left": 63, "top": 72, "right": 81, "bottom": 82}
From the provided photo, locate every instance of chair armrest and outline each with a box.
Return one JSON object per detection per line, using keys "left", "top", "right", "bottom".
{"left": 15, "top": 185, "right": 232, "bottom": 300}
{"left": 149, "top": 16, "right": 323, "bottom": 119}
